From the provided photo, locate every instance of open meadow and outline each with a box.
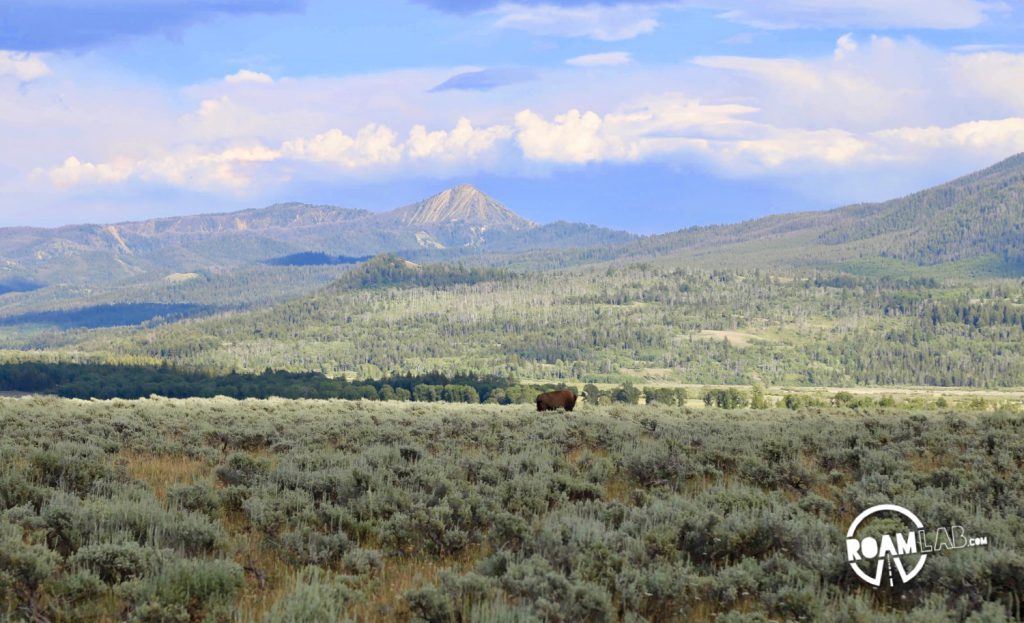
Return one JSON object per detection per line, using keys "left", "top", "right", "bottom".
{"left": 1, "top": 397, "right": 1022, "bottom": 622}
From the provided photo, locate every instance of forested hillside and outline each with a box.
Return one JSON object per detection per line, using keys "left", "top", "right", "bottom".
{"left": 330, "top": 254, "right": 515, "bottom": 290}
{"left": 8, "top": 261, "right": 1024, "bottom": 388}
{"left": 817, "top": 153, "right": 1024, "bottom": 264}
{"left": 4, "top": 155, "right": 1024, "bottom": 390}
{"left": 566, "top": 153, "right": 1024, "bottom": 276}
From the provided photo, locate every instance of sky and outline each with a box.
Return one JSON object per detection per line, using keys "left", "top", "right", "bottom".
{"left": 1, "top": 1, "right": 1023, "bottom": 233}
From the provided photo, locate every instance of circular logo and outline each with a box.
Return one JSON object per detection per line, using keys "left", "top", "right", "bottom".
{"left": 846, "top": 504, "right": 927, "bottom": 587}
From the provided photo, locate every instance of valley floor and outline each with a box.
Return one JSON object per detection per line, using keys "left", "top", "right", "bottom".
{"left": 1, "top": 398, "right": 1021, "bottom": 622}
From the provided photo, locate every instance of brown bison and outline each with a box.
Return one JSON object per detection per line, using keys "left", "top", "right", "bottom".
{"left": 536, "top": 389, "right": 577, "bottom": 412}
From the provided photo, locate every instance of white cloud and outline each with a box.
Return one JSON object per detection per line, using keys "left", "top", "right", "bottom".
{"left": 514, "top": 99, "right": 762, "bottom": 164}
{"left": 511, "top": 98, "right": 1024, "bottom": 174}
{"left": 224, "top": 69, "right": 273, "bottom": 84}
{"left": 281, "top": 125, "right": 403, "bottom": 168}
{"left": 707, "top": 0, "right": 1000, "bottom": 29}
{"left": 179, "top": 95, "right": 322, "bottom": 144}
{"left": 950, "top": 51, "right": 1024, "bottom": 111}
{"left": 492, "top": 3, "right": 659, "bottom": 41}
{"left": 566, "top": 51, "right": 632, "bottom": 66}
{"left": 139, "top": 145, "right": 281, "bottom": 189}
{"left": 0, "top": 51, "right": 51, "bottom": 81}
{"left": 834, "top": 33, "right": 858, "bottom": 60}
{"left": 480, "top": 1, "right": 1005, "bottom": 37}
{"left": 16, "top": 31, "right": 1024, "bottom": 217}
{"left": 875, "top": 117, "right": 1024, "bottom": 154}
{"left": 952, "top": 43, "right": 1024, "bottom": 53}
{"left": 47, "top": 156, "right": 134, "bottom": 187}
{"left": 46, "top": 145, "right": 281, "bottom": 191}
{"left": 43, "top": 118, "right": 518, "bottom": 191}
{"left": 45, "top": 103, "right": 1024, "bottom": 195}
{"left": 515, "top": 109, "right": 619, "bottom": 163}
{"left": 406, "top": 118, "right": 514, "bottom": 161}
{"left": 692, "top": 36, "right": 959, "bottom": 132}
{"left": 718, "top": 127, "right": 869, "bottom": 170}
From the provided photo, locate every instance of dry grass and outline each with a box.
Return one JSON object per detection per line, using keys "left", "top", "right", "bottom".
{"left": 604, "top": 475, "right": 633, "bottom": 504}
{"left": 115, "top": 451, "right": 210, "bottom": 499}
{"left": 114, "top": 450, "right": 301, "bottom": 620}
{"left": 565, "top": 444, "right": 609, "bottom": 465}
{"left": 909, "top": 449, "right": 949, "bottom": 472}
{"left": 349, "top": 545, "right": 490, "bottom": 622}
{"left": 691, "top": 330, "right": 767, "bottom": 348}
{"left": 231, "top": 529, "right": 298, "bottom": 623}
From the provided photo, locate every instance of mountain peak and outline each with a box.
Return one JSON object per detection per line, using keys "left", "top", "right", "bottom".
{"left": 389, "top": 185, "right": 535, "bottom": 230}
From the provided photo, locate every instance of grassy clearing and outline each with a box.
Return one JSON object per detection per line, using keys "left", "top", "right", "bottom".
{"left": 117, "top": 452, "right": 211, "bottom": 499}
{"left": 692, "top": 329, "right": 765, "bottom": 348}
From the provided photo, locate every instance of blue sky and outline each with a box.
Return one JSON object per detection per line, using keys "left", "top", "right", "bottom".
{"left": 1, "top": 1, "right": 1023, "bottom": 232}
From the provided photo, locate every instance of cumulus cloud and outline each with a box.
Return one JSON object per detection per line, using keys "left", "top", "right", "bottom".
{"left": 406, "top": 118, "right": 514, "bottom": 160}
{"left": 515, "top": 109, "right": 616, "bottom": 162}
{"left": 43, "top": 118, "right": 518, "bottom": 191}
{"left": 492, "top": 3, "right": 660, "bottom": 40}
{"left": 281, "top": 125, "right": 404, "bottom": 168}
{"left": 834, "top": 33, "right": 858, "bottom": 60}
{"left": 512, "top": 102, "right": 846, "bottom": 168}
{"left": 22, "top": 31, "right": 1024, "bottom": 206}
{"left": 514, "top": 99, "right": 762, "bottom": 163}
{"left": 0, "top": 51, "right": 50, "bottom": 81}
{"left": 225, "top": 69, "right": 273, "bottom": 84}
{"left": 512, "top": 99, "right": 1024, "bottom": 174}
{"left": 46, "top": 146, "right": 281, "bottom": 191}
{"left": 141, "top": 145, "right": 281, "bottom": 189}
{"left": 718, "top": 127, "right": 869, "bottom": 170}
{"left": 516, "top": 37, "right": 1024, "bottom": 173}
{"left": 566, "top": 51, "right": 632, "bottom": 66}
{"left": 47, "top": 156, "right": 134, "bottom": 187}
{"left": 875, "top": 117, "right": 1024, "bottom": 154}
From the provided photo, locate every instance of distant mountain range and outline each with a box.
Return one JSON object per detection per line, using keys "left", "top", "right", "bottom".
{"left": 597, "top": 152, "right": 1024, "bottom": 276}
{"left": 3, "top": 153, "right": 1024, "bottom": 297}
{"left": 390, "top": 183, "right": 533, "bottom": 229}
{"left": 0, "top": 184, "right": 632, "bottom": 288}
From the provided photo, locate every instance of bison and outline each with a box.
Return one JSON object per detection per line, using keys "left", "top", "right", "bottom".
{"left": 536, "top": 389, "right": 577, "bottom": 412}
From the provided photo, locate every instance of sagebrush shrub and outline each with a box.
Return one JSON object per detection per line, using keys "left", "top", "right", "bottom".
{"left": 261, "top": 566, "right": 361, "bottom": 623}
{"left": 121, "top": 557, "right": 243, "bottom": 623}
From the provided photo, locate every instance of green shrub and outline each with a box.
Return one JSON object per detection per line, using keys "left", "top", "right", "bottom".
{"left": 52, "top": 569, "right": 108, "bottom": 620}
{"left": 262, "top": 567, "right": 361, "bottom": 623}
{"left": 406, "top": 586, "right": 456, "bottom": 622}
{"left": 29, "top": 444, "right": 113, "bottom": 495}
{"left": 341, "top": 548, "right": 383, "bottom": 575}
{"left": 279, "top": 527, "right": 352, "bottom": 566}
{"left": 166, "top": 481, "right": 222, "bottom": 518}
{"left": 122, "top": 558, "right": 243, "bottom": 623}
{"left": 704, "top": 388, "right": 749, "bottom": 409}
{"left": 70, "top": 542, "right": 172, "bottom": 584}
{"left": 2, "top": 396, "right": 1023, "bottom": 622}
{"left": 0, "top": 523, "right": 59, "bottom": 607}
{"left": 215, "top": 453, "right": 269, "bottom": 487}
